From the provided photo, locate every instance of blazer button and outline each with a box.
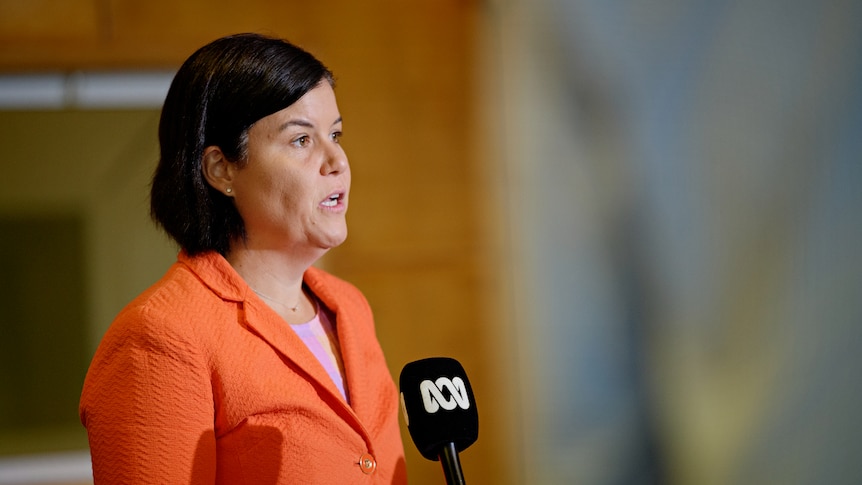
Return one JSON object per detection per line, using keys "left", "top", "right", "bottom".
{"left": 359, "top": 453, "right": 377, "bottom": 475}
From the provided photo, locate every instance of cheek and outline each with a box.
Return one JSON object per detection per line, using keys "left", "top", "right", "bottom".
{"left": 273, "top": 175, "right": 314, "bottom": 211}
{"left": 233, "top": 174, "right": 280, "bottom": 217}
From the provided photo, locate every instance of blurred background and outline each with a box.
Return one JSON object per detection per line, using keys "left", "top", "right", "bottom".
{"left": 1, "top": 0, "right": 860, "bottom": 484}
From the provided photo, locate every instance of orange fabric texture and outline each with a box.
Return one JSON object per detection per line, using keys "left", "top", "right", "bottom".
{"left": 80, "top": 251, "right": 408, "bottom": 484}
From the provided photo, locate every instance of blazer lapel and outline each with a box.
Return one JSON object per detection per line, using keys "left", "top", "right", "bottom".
{"left": 242, "top": 294, "right": 357, "bottom": 410}
{"left": 304, "top": 269, "right": 378, "bottom": 425}
{"left": 181, "top": 251, "right": 351, "bottom": 412}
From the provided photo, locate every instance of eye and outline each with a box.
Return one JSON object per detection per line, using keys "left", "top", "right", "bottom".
{"left": 331, "top": 131, "right": 343, "bottom": 143}
{"left": 292, "top": 135, "right": 311, "bottom": 148}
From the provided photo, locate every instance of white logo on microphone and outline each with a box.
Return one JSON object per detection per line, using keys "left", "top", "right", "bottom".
{"left": 419, "top": 376, "right": 470, "bottom": 413}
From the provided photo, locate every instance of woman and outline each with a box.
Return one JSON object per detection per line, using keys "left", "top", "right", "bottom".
{"left": 80, "top": 33, "right": 407, "bottom": 484}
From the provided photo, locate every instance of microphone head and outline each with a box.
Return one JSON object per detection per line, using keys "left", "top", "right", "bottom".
{"left": 399, "top": 357, "right": 479, "bottom": 461}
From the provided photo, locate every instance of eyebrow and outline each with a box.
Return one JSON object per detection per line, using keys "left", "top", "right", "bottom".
{"left": 279, "top": 116, "right": 343, "bottom": 132}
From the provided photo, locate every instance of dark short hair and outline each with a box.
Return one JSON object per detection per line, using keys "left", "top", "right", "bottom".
{"left": 150, "top": 33, "right": 334, "bottom": 255}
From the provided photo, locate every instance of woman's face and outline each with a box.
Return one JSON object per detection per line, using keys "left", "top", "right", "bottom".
{"left": 230, "top": 82, "right": 350, "bottom": 254}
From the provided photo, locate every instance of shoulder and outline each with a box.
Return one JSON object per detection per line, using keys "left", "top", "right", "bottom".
{"left": 81, "top": 261, "right": 217, "bottom": 409}
{"left": 99, "top": 261, "right": 224, "bottom": 352}
{"left": 81, "top": 261, "right": 219, "bottom": 407}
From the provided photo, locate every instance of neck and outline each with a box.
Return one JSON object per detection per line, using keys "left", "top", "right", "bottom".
{"left": 225, "top": 243, "right": 325, "bottom": 313}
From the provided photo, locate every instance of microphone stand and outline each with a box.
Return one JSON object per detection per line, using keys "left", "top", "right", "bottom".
{"left": 439, "top": 442, "right": 466, "bottom": 485}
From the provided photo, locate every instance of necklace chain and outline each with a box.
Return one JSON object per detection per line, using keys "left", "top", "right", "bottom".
{"left": 252, "top": 288, "right": 300, "bottom": 312}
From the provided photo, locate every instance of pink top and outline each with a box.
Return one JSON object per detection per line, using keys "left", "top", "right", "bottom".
{"left": 292, "top": 302, "right": 350, "bottom": 402}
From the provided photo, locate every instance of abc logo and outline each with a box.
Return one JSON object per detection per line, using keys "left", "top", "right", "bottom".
{"left": 419, "top": 376, "right": 470, "bottom": 413}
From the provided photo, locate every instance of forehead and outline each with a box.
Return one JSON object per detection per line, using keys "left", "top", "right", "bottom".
{"left": 258, "top": 83, "right": 341, "bottom": 130}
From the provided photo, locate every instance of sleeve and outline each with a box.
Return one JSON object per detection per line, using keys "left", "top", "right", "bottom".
{"left": 79, "top": 305, "right": 216, "bottom": 484}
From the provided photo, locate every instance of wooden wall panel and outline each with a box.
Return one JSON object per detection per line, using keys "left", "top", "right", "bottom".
{"left": 0, "top": 0, "right": 101, "bottom": 41}
{"left": 0, "top": 0, "right": 313, "bottom": 69}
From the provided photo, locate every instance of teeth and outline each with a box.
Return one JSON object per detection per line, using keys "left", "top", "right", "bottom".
{"left": 322, "top": 195, "right": 339, "bottom": 207}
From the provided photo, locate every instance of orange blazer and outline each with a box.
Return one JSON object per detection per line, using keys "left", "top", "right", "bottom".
{"left": 80, "top": 251, "right": 408, "bottom": 484}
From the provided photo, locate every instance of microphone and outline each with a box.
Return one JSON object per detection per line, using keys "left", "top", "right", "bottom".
{"left": 399, "top": 357, "right": 479, "bottom": 485}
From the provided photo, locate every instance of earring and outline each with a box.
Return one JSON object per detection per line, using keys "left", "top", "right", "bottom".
{"left": 226, "top": 187, "right": 233, "bottom": 194}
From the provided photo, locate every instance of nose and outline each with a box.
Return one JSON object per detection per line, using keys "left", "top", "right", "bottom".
{"left": 321, "top": 143, "right": 349, "bottom": 176}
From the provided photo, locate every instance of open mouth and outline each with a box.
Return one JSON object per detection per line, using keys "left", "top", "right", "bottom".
{"left": 321, "top": 192, "right": 343, "bottom": 207}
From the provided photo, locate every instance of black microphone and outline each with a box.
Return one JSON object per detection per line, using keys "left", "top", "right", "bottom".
{"left": 399, "top": 357, "right": 479, "bottom": 485}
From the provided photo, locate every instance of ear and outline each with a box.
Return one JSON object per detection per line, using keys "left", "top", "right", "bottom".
{"left": 201, "top": 146, "right": 235, "bottom": 196}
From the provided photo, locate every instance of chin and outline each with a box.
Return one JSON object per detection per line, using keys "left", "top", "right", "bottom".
{"left": 331, "top": 234, "right": 348, "bottom": 248}
{"left": 320, "top": 230, "right": 348, "bottom": 250}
